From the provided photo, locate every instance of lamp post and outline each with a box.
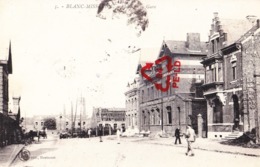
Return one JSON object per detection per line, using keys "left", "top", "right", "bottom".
{"left": 59, "top": 115, "right": 62, "bottom": 132}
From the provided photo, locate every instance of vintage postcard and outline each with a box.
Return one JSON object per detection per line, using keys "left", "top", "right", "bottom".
{"left": 0, "top": 0, "right": 260, "bottom": 167}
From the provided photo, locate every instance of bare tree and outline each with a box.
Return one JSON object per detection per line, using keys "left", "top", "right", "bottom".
{"left": 97, "top": 0, "right": 149, "bottom": 36}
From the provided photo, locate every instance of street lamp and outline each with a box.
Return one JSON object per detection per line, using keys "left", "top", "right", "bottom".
{"left": 60, "top": 116, "right": 62, "bottom": 132}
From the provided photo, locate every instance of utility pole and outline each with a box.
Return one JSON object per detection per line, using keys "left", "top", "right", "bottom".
{"left": 71, "top": 101, "right": 74, "bottom": 134}
{"left": 80, "top": 96, "right": 82, "bottom": 132}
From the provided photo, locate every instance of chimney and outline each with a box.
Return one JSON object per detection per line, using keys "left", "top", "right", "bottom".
{"left": 214, "top": 12, "right": 218, "bottom": 18}
{"left": 186, "top": 33, "right": 201, "bottom": 51}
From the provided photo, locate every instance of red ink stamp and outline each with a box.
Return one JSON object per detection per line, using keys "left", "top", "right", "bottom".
{"left": 141, "top": 56, "right": 181, "bottom": 92}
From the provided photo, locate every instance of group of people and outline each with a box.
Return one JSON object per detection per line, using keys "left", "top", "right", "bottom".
{"left": 97, "top": 125, "right": 122, "bottom": 144}
{"left": 97, "top": 124, "right": 196, "bottom": 156}
{"left": 174, "top": 125, "right": 196, "bottom": 156}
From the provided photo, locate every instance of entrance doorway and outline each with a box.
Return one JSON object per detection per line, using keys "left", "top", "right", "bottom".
{"left": 213, "top": 98, "right": 223, "bottom": 123}
{"left": 232, "top": 95, "right": 240, "bottom": 130}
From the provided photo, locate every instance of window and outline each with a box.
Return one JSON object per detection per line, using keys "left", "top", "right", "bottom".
{"left": 167, "top": 111, "right": 172, "bottom": 124}
{"left": 210, "top": 64, "right": 216, "bottom": 82}
{"left": 151, "top": 87, "right": 154, "bottom": 99}
{"left": 216, "top": 38, "right": 220, "bottom": 51}
{"left": 41, "top": 122, "right": 43, "bottom": 126}
{"left": 142, "top": 111, "right": 145, "bottom": 125}
{"left": 35, "top": 122, "right": 38, "bottom": 125}
{"left": 232, "top": 62, "right": 237, "bottom": 80}
{"left": 211, "top": 40, "right": 215, "bottom": 53}
{"left": 148, "top": 112, "right": 150, "bottom": 125}
{"left": 211, "top": 38, "right": 219, "bottom": 54}
{"left": 114, "top": 124, "right": 117, "bottom": 130}
{"left": 147, "top": 88, "right": 150, "bottom": 100}
{"left": 141, "top": 90, "right": 144, "bottom": 102}
{"left": 167, "top": 106, "right": 172, "bottom": 124}
{"left": 135, "top": 114, "right": 137, "bottom": 126}
{"left": 177, "top": 107, "right": 181, "bottom": 126}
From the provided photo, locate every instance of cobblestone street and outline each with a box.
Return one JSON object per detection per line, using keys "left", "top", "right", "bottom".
{"left": 10, "top": 135, "right": 260, "bottom": 167}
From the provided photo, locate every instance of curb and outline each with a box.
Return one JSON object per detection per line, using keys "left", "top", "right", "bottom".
{"left": 134, "top": 140, "right": 260, "bottom": 157}
{"left": 80, "top": 136, "right": 260, "bottom": 157}
{"left": 8, "top": 144, "right": 25, "bottom": 167}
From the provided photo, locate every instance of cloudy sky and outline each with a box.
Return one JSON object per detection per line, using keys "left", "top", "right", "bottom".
{"left": 0, "top": 0, "right": 260, "bottom": 117}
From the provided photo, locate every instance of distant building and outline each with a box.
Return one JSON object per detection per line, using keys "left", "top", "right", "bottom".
{"left": 91, "top": 107, "right": 126, "bottom": 135}
{"left": 27, "top": 97, "right": 89, "bottom": 133}
{"left": 201, "top": 13, "right": 260, "bottom": 139}
{"left": 125, "top": 76, "right": 140, "bottom": 134}
{"left": 26, "top": 114, "right": 88, "bottom": 133}
{"left": 138, "top": 33, "right": 207, "bottom": 135}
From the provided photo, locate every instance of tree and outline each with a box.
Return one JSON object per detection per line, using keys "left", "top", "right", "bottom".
{"left": 97, "top": 0, "right": 149, "bottom": 36}
{"left": 43, "top": 117, "right": 57, "bottom": 130}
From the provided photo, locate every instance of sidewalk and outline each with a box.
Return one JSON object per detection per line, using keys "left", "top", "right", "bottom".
{"left": 106, "top": 136, "right": 260, "bottom": 157}
{"left": 0, "top": 144, "right": 24, "bottom": 167}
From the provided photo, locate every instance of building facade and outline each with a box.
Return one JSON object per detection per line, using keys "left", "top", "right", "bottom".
{"left": 91, "top": 107, "right": 126, "bottom": 135}
{"left": 125, "top": 76, "right": 140, "bottom": 134}
{"left": 0, "top": 43, "right": 22, "bottom": 147}
{"left": 201, "top": 13, "right": 260, "bottom": 139}
{"left": 138, "top": 33, "right": 207, "bottom": 136}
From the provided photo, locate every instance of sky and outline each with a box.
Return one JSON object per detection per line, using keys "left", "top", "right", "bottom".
{"left": 0, "top": 0, "right": 260, "bottom": 117}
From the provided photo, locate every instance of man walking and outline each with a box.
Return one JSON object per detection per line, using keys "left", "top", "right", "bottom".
{"left": 98, "top": 125, "right": 103, "bottom": 142}
{"left": 185, "top": 125, "right": 196, "bottom": 156}
{"left": 117, "top": 128, "right": 121, "bottom": 144}
{"left": 88, "top": 128, "right": 92, "bottom": 140}
{"left": 174, "top": 127, "right": 182, "bottom": 144}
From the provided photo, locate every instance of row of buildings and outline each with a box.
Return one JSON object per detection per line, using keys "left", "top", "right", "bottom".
{"left": 0, "top": 43, "right": 23, "bottom": 147}
{"left": 90, "top": 107, "right": 126, "bottom": 135}
{"left": 24, "top": 97, "right": 90, "bottom": 133}
{"left": 125, "top": 13, "right": 260, "bottom": 140}
{"left": 26, "top": 107, "right": 126, "bottom": 136}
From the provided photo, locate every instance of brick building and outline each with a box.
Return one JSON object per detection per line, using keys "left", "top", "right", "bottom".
{"left": 201, "top": 13, "right": 260, "bottom": 139}
{"left": 138, "top": 33, "right": 207, "bottom": 136}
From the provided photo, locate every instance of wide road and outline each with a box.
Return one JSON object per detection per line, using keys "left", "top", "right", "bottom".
{"left": 11, "top": 135, "right": 259, "bottom": 167}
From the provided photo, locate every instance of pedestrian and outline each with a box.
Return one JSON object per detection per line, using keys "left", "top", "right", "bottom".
{"left": 174, "top": 127, "right": 182, "bottom": 144}
{"left": 37, "top": 130, "right": 40, "bottom": 142}
{"left": 98, "top": 125, "right": 103, "bottom": 142}
{"left": 185, "top": 125, "right": 196, "bottom": 156}
{"left": 117, "top": 128, "right": 121, "bottom": 144}
{"left": 88, "top": 129, "right": 92, "bottom": 140}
